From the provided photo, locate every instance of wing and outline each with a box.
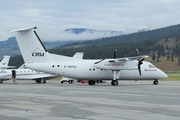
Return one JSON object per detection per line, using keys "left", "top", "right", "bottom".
{"left": 93, "top": 55, "right": 149, "bottom": 70}
{"left": 108, "top": 55, "right": 149, "bottom": 62}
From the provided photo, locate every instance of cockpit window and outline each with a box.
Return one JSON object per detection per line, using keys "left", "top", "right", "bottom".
{"left": 149, "top": 64, "right": 155, "bottom": 68}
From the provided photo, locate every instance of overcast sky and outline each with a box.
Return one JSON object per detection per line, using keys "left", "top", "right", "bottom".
{"left": 0, "top": 0, "right": 180, "bottom": 41}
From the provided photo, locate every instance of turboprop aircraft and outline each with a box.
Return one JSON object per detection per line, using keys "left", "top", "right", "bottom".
{"left": 12, "top": 26, "right": 167, "bottom": 86}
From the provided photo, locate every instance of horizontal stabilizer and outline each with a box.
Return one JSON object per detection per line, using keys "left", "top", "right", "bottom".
{"left": 11, "top": 26, "right": 37, "bottom": 33}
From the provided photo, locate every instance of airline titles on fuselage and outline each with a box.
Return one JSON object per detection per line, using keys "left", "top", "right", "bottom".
{"left": 104, "top": 63, "right": 124, "bottom": 66}
{"left": 0, "top": 71, "right": 7, "bottom": 74}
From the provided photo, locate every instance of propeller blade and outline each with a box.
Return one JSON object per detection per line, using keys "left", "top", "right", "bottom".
{"left": 114, "top": 50, "right": 117, "bottom": 58}
{"left": 138, "top": 58, "right": 144, "bottom": 76}
{"left": 136, "top": 49, "right": 139, "bottom": 56}
{"left": 138, "top": 62, "right": 141, "bottom": 76}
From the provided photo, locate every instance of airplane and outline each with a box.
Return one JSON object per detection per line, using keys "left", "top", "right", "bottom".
{"left": 0, "top": 64, "right": 58, "bottom": 84}
{"left": 12, "top": 26, "right": 167, "bottom": 86}
{"left": 0, "top": 56, "right": 57, "bottom": 84}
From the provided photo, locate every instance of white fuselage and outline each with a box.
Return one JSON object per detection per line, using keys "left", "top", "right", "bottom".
{"left": 0, "top": 69, "right": 56, "bottom": 81}
{"left": 25, "top": 59, "right": 167, "bottom": 81}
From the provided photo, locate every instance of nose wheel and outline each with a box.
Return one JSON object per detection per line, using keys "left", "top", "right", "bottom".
{"left": 153, "top": 79, "right": 159, "bottom": 85}
{"left": 111, "top": 80, "right": 118, "bottom": 86}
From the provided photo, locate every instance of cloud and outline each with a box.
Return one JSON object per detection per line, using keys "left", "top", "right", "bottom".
{"left": 0, "top": 0, "right": 180, "bottom": 41}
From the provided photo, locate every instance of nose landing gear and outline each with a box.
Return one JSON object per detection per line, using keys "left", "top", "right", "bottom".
{"left": 153, "top": 79, "right": 159, "bottom": 85}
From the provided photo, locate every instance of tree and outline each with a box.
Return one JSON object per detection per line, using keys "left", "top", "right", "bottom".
{"left": 166, "top": 44, "right": 169, "bottom": 50}
{"left": 157, "top": 50, "right": 160, "bottom": 58}
{"left": 178, "top": 55, "right": 180, "bottom": 66}
{"left": 171, "top": 52, "right": 174, "bottom": 61}
{"left": 152, "top": 54, "right": 156, "bottom": 61}
{"left": 157, "top": 56, "right": 159, "bottom": 62}
{"left": 167, "top": 52, "right": 170, "bottom": 60}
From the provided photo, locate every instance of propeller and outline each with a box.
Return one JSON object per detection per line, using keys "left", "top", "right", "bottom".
{"left": 114, "top": 50, "right": 117, "bottom": 58}
{"left": 136, "top": 49, "right": 144, "bottom": 76}
{"left": 138, "top": 58, "right": 144, "bottom": 76}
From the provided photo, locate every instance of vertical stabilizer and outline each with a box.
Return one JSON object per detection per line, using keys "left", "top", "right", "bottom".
{"left": 0, "top": 55, "right": 10, "bottom": 69}
{"left": 12, "top": 26, "right": 52, "bottom": 63}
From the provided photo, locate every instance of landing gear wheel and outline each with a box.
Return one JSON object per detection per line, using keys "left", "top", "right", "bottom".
{"left": 69, "top": 80, "right": 74, "bottom": 84}
{"left": 38, "top": 80, "right": 41, "bottom": 84}
{"left": 111, "top": 80, "right": 118, "bottom": 86}
{"left": 42, "top": 80, "right": 46, "bottom": 84}
{"left": 153, "top": 80, "right": 159, "bottom": 85}
{"left": 88, "top": 80, "right": 96, "bottom": 85}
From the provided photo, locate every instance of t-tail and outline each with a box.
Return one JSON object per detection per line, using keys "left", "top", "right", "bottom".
{"left": 0, "top": 55, "right": 10, "bottom": 69}
{"left": 12, "top": 26, "right": 53, "bottom": 63}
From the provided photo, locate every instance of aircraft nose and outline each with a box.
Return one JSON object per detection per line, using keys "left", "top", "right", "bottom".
{"left": 158, "top": 69, "right": 168, "bottom": 78}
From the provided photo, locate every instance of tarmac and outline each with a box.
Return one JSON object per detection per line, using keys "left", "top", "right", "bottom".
{"left": 0, "top": 80, "right": 180, "bottom": 120}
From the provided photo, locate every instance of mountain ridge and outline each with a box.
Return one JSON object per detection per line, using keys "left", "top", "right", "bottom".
{"left": 62, "top": 28, "right": 123, "bottom": 35}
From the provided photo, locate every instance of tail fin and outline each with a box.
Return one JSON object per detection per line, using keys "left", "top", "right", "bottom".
{"left": 0, "top": 55, "right": 10, "bottom": 69}
{"left": 0, "top": 55, "right": 16, "bottom": 69}
{"left": 12, "top": 26, "right": 52, "bottom": 63}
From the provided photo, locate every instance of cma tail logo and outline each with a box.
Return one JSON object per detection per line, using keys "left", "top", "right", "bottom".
{"left": 31, "top": 48, "right": 44, "bottom": 57}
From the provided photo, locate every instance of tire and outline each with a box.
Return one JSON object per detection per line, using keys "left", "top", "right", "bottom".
{"left": 69, "top": 80, "right": 74, "bottom": 84}
{"left": 88, "top": 80, "right": 95, "bottom": 85}
{"left": 111, "top": 80, "right": 118, "bottom": 86}
{"left": 153, "top": 80, "right": 159, "bottom": 85}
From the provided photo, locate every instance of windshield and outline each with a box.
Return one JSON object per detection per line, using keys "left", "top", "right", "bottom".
{"left": 148, "top": 64, "right": 155, "bottom": 68}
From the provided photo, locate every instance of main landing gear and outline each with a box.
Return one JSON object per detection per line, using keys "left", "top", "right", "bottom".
{"left": 153, "top": 79, "right": 159, "bottom": 85}
{"left": 111, "top": 80, "right": 118, "bottom": 86}
{"left": 36, "top": 79, "right": 46, "bottom": 84}
{"left": 88, "top": 80, "right": 105, "bottom": 85}
{"left": 88, "top": 80, "right": 96, "bottom": 85}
